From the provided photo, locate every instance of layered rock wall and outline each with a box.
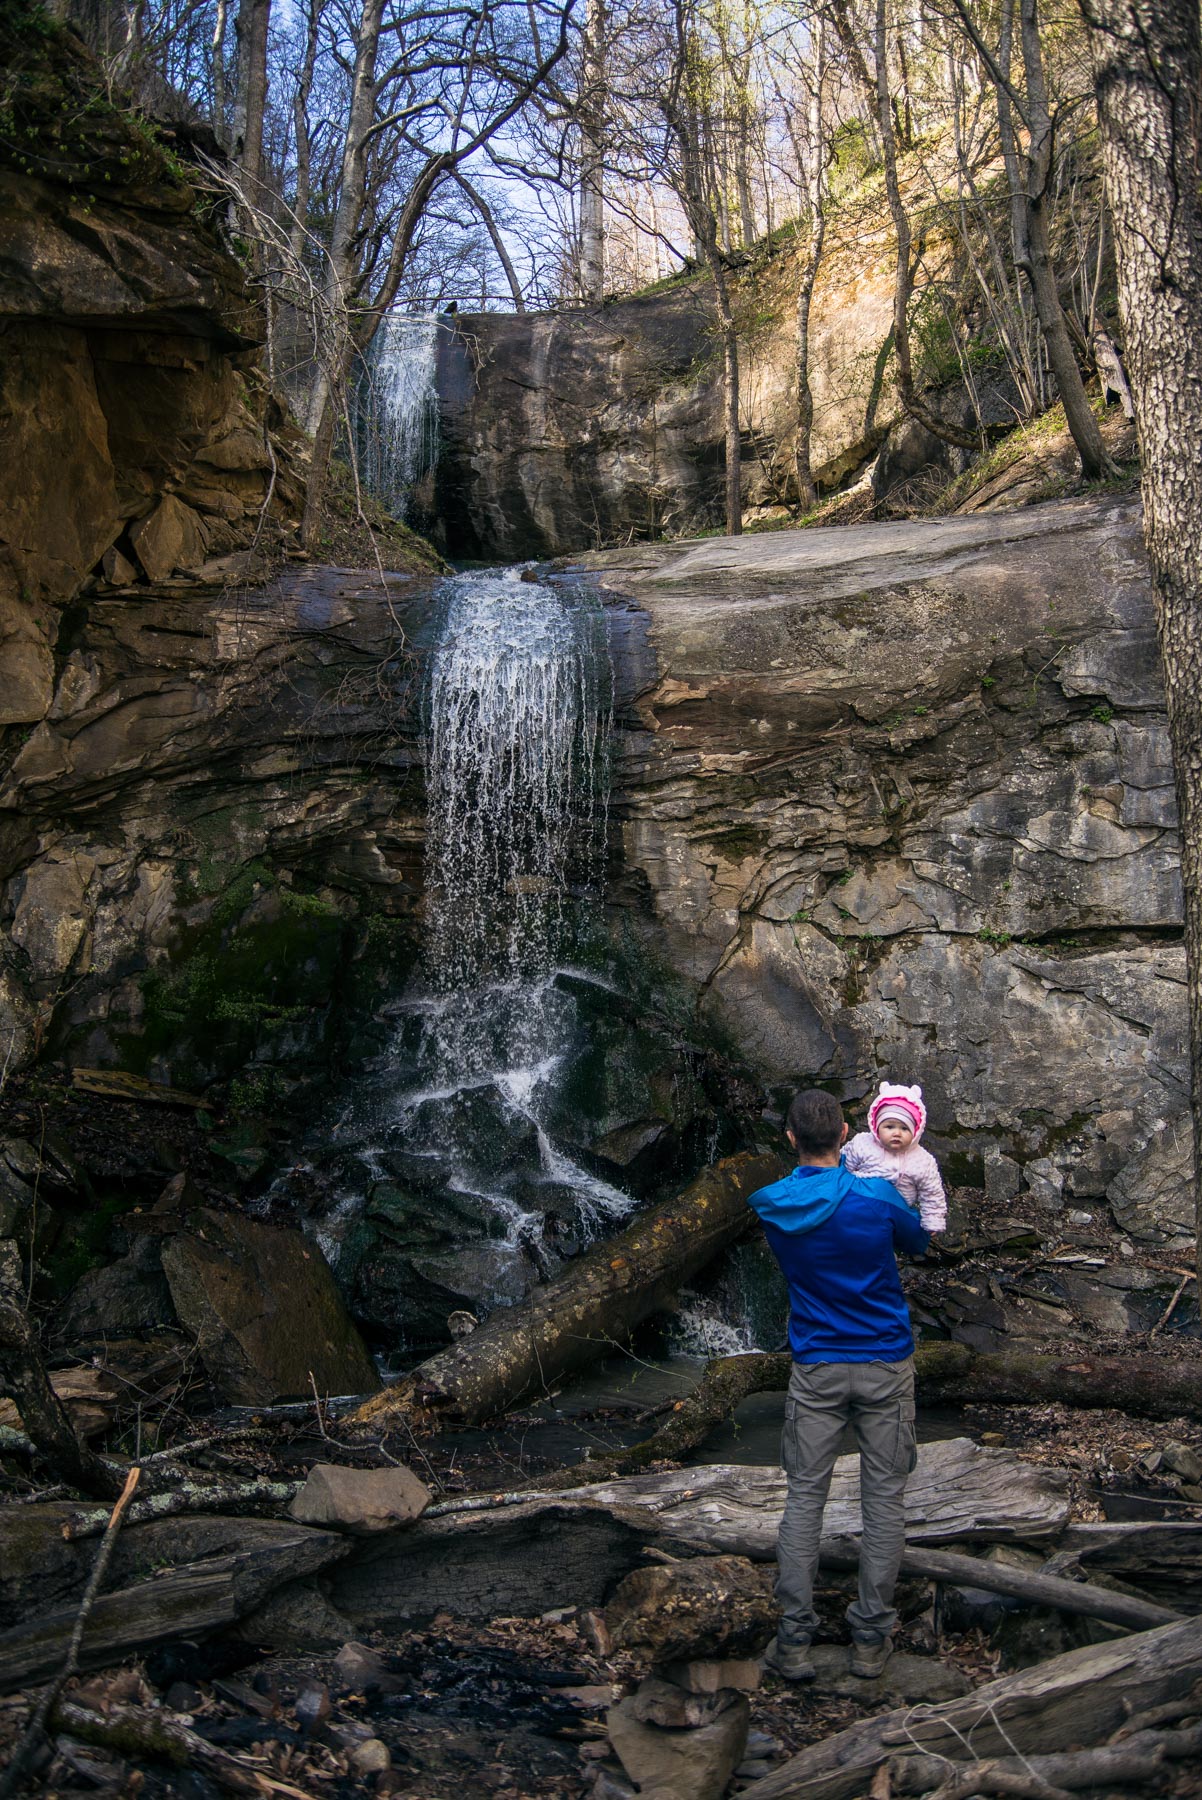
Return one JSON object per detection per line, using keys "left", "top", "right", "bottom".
{"left": 581, "top": 499, "right": 1189, "bottom": 1247}
{"left": 431, "top": 217, "right": 1003, "bottom": 559}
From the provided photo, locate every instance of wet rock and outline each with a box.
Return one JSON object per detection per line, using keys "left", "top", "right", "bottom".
{"left": 606, "top": 1694, "right": 750, "bottom": 1800}
{"left": 161, "top": 1210, "right": 380, "bottom": 1404}
{"left": 289, "top": 1463, "right": 431, "bottom": 1535}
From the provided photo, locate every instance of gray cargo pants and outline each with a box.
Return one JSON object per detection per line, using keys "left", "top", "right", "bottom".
{"left": 776, "top": 1356, "right": 916, "bottom": 1643}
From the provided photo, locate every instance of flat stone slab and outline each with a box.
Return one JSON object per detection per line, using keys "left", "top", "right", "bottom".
{"left": 802, "top": 1646, "right": 971, "bottom": 1703}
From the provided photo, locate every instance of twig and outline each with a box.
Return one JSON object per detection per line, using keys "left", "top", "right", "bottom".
{"left": 1150, "top": 1271, "right": 1194, "bottom": 1337}
{"left": 0, "top": 1466, "right": 141, "bottom": 1799}
{"left": 309, "top": 1370, "right": 330, "bottom": 1441}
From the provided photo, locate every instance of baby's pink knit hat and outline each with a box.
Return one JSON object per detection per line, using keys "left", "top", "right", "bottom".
{"left": 868, "top": 1081, "right": 926, "bottom": 1141}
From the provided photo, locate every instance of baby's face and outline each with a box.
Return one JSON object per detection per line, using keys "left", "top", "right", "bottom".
{"left": 876, "top": 1117, "right": 915, "bottom": 1154}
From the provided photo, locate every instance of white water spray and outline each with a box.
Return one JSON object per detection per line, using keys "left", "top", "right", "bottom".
{"left": 357, "top": 313, "right": 440, "bottom": 517}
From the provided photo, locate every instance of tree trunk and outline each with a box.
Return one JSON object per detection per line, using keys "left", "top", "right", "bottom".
{"left": 1017, "top": 0, "right": 1117, "bottom": 480}
{"left": 794, "top": 29, "right": 827, "bottom": 512}
{"left": 0, "top": 1253, "right": 122, "bottom": 1500}
{"left": 578, "top": 0, "right": 606, "bottom": 302}
{"left": 230, "top": 0, "right": 271, "bottom": 195}
{"left": 289, "top": 0, "right": 320, "bottom": 259}
{"left": 833, "top": 0, "right": 977, "bottom": 452}
{"left": 351, "top": 1151, "right": 783, "bottom": 1429}
{"left": 211, "top": 0, "right": 229, "bottom": 145}
{"left": 1079, "top": 0, "right": 1202, "bottom": 1300}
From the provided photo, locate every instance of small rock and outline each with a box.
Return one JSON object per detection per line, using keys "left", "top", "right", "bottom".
{"left": 586, "top": 1767, "right": 637, "bottom": 1800}
{"left": 607, "top": 1694, "right": 750, "bottom": 1800}
{"left": 332, "top": 1641, "right": 388, "bottom": 1693}
{"left": 579, "top": 1609, "right": 612, "bottom": 1656}
{"left": 629, "top": 1673, "right": 739, "bottom": 1729}
{"left": 290, "top": 1462, "right": 431, "bottom": 1534}
{"left": 979, "top": 1431, "right": 1006, "bottom": 1446}
{"left": 736, "top": 1760, "right": 777, "bottom": 1779}
{"left": 658, "top": 1657, "right": 762, "bottom": 1694}
{"left": 1163, "top": 1442, "right": 1202, "bottom": 1484}
{"left": 984, "top": 1151, "right": 1022, "bottom": 1206}
{"left": 541, "top": 1606, "right": 575, "bottom": 1624}
{"left": 1182, "top": 1484, "right": 1202, "bottom": 1503}
{"left": 164, "top": 1681, "right": 203, "bottom": 1713}
{"left": 101, "top": 546, "right": 138, "bottom": 585}
{"left": 745, "top": 1730, "right": 782, "bottom": 1759}
{"left": 293, "top": 1680, "right": 330, "bottom": 1735}
{"left": 1066, "top": 1209, "right": 1094, "bottom": 1225}
{"left": 350, "top": 1738, "right": 391, "bottom": 1775}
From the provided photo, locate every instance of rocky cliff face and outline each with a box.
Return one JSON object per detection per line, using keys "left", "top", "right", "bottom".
{"left": 0, "top": 18, "right": 439, "bottom": 1104}
{"left": 431, "top": 215, "right": 1003, "bottom": 560}
{"left": 580, "top": 498, "right": 1189, "bottom": 1250}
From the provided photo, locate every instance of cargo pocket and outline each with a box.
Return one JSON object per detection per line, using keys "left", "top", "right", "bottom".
{"left": 782, "top": 1396, "right": 800, "bottom": 1477}
{"left": 894, "top": 1396, "right": 918, "bottom": 1474}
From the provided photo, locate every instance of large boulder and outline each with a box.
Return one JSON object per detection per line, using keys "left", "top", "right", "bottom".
{"left": 161, "top": 1209, "right": 381, "bottom": 1404}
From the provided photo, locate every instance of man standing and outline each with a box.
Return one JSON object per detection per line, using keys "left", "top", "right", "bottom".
{"left": 748, "top": 1088, "right": 929, "bottom": 1681}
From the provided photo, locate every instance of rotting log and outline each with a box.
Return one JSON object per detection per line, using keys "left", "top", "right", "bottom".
{"left": 0, "top": 1520, "right": 349, "bottom": 1692}
{"left": 352, "top": 1150, "right": 785, "bottom": 1429}
{"left": 327, "top": 1441, "right": 1070, "bottom": 1627}
{"left": 48, "top": 1698, "right": 261, "bottom": 1794}
{"left": 837, "top": 1544, "right": 1180, "bottom": 1633}
{"left": 737, "top": 1619, "right": 1202, "bottom": 1800}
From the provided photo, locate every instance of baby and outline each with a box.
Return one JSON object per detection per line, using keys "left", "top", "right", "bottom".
{"left": 842, "top": 1081, "right": 947, "bottom": 1233}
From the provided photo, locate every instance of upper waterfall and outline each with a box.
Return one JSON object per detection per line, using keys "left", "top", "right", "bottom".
{"left": 356, "top": 312, "right": 441, "bottom": 517}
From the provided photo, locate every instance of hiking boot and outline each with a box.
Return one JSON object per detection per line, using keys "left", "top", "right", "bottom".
{"left": 766, "top": 1634, "right": 815, "bottom": 1682}
{"left": 850, "top": 1636, "right": 892, "bottom": 1679}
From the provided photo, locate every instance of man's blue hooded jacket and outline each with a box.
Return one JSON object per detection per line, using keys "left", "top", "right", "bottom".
{"left": 748, "top": 1163, "right": 928, "bottom": 1363}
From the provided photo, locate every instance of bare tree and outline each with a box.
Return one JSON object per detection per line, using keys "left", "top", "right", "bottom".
{"left": 948, "top": 0, "right": 1118, "bottom": 478}
{"left": 831, "top": 0, "right": 979, "bottom": 452}
{"left": 1078, "top": 0, "right": 1202, "bottom": 1289}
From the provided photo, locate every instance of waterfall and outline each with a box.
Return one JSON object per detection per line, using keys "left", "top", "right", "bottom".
{"left": 304, "top": 569, "right": 633, "bottom": 1332}
{"left": 425, "top": 569, "right": 604, "bottom": 1064}
{"left": 356, "top": 313, "right": 440, "bottom": 517}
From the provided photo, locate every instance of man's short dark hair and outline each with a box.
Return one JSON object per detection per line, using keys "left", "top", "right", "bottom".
{"left": 786, "top": 1089, "right": 846, "bottom": 1155}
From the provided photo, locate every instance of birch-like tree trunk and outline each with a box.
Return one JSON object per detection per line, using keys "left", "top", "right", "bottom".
{"left": 578, "top": 0, "right": 607, "bottom": 302}
{"left": 1079, "top": 0, "right": 1202, "bottom": 1292}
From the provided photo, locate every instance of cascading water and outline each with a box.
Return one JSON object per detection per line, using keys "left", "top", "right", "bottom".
{"left": 355, "top": 313, "right": 440, "bottom": 518}
{"left": 307, "top": 568, "right": 637, "bottom": 1341}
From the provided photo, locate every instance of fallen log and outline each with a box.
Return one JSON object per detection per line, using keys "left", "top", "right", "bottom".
{"left": 889, "top": 1728, "right": 1202, "bottom": 1796}
{"left": 327, "top": 1440, "right": 1070, "bottom": 1627}
{"left": 843, "top": 1545, "right": 1180, "bottom": 1633}
{"left": 0, "top": 1467, "right": 142, "bottom": 1800}
{"left": 0, "top": 1519, "right": 349, "bottom": 1692}
{"left": 737, "top": 1618, "right": 1202, "bottom": 1800}
{"left": 544, "top": 1341, "right": 1202, "bottom": 1486}
{"left": 352, "top": 1150, "right": 784, "bottom": 1429}
{"left": 48, "top": 1698, "right": 261, "bottom": 1794}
